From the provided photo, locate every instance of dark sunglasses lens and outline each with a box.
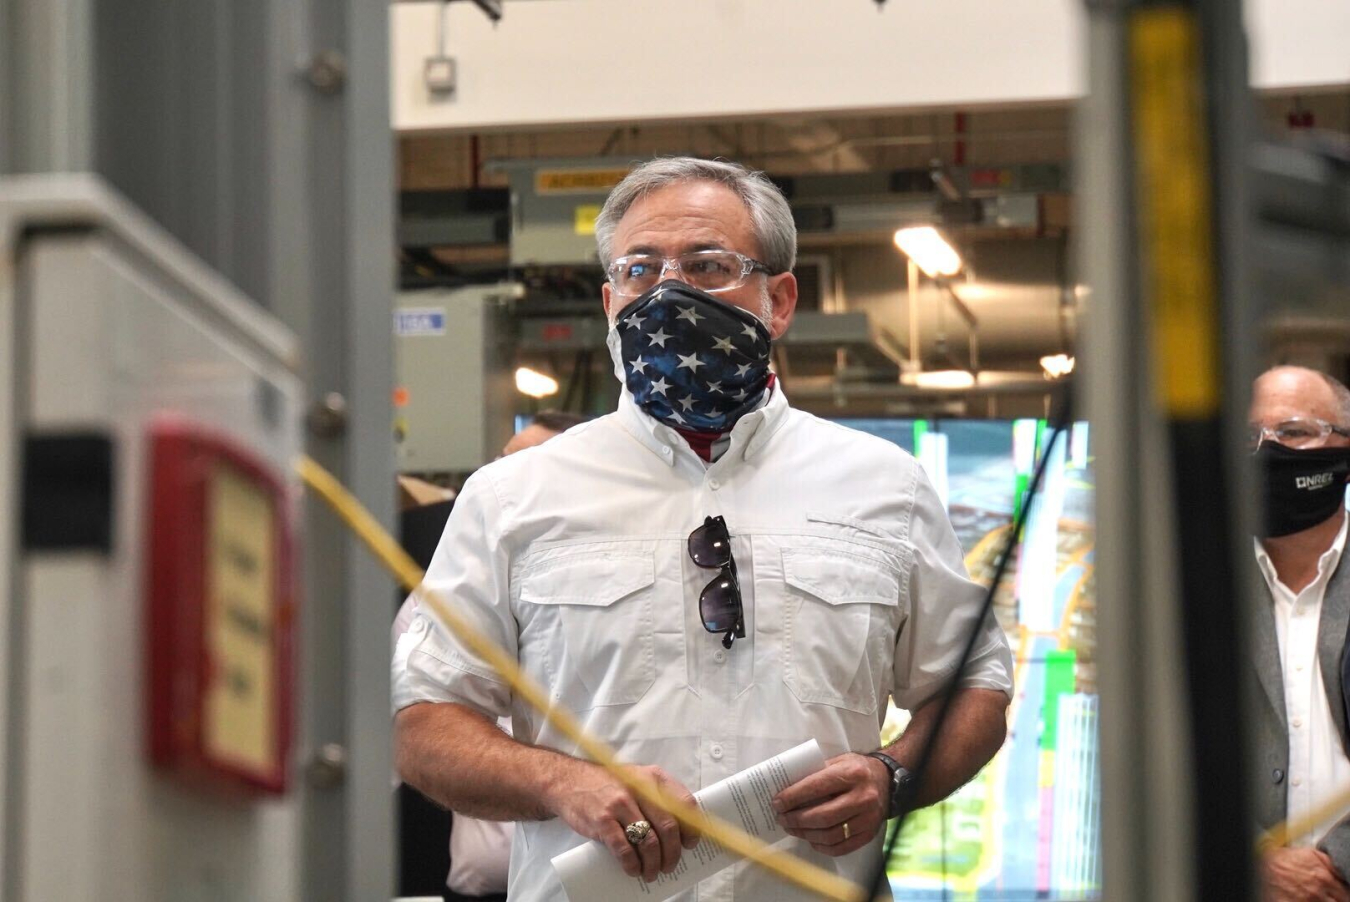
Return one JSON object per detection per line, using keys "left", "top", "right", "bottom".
{"left": 689, "top": 520, "right": 732, "bottom": 568}
{"left": 699, "top": 574, "right": 741, "bottom": 633}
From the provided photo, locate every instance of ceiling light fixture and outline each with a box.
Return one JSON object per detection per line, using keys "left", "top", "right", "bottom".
{"left": 515, "top": 367, "right": 559, "bottom": 398}
{"left": 1040, "top": 354, "right": 1076, "bottom": 379}
{"left": 893, "top": 226, "right": 963, "bottom": 279}
{"left": 909, "top": 369, "right": 977, "bottom": 390}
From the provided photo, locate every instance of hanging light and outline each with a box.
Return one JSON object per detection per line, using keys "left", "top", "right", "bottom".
{"left": 893, "top": 226, "right": 963, "bottom": 278}
{"left": 514, "top": 367, "right": 559, "bottom": 398}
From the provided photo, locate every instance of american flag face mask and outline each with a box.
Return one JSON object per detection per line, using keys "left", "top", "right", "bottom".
{"left": 609, "top": 280, "right": 772, "bottom": 433}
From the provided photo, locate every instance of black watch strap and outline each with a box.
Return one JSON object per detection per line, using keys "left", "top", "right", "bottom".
{"left": 866, "top": 751, "right": 917, "bottom": 818}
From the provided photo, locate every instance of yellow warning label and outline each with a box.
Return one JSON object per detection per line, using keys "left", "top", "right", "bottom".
{"left": 204, "top": 464, "right": 277, "bottom": 775}
{"left": 535, "top": 168, "right": 630, "bottom": 194}
{"left": 1130, "top": 8, "right": 1220, "bottom": 418}
{"left": 574, "top": 204, "right": 601, "bottom": 236}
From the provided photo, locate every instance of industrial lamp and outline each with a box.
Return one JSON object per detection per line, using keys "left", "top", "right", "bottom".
{"left": 515, "top": 367, "right": 559, "bottom": 398}
{"left": 893, "top": 226, "right": 963, "bottom": 279}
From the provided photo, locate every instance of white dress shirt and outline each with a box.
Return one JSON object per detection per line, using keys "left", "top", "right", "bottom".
{"left": 395, "top": 597, "right": 513, "bottom": 896}
{"left": 1255, "top": 515, "right": 1350, "bottom": 847}
{"left": 392, "top": 387, "right": 1014, "bottom": 901}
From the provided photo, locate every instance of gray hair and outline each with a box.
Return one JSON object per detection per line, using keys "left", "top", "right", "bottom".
{"left": 1323, "top": 371, "right": 1350, "bottom": 423}
{"left": 595, "top": 157, "right": 797, "bottom": 275}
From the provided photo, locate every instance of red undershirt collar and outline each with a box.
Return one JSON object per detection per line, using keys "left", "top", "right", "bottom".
{"left": 673, "top": 374, "right": 777, "bottom": 462}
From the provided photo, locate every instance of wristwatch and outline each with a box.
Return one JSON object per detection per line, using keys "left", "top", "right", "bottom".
{"left": 866, "top": 750, "right": 918, "bottom": 818}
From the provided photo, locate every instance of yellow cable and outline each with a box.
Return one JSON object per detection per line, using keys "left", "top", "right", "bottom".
{"left": 1258, "top": 782, "right": 1350, "bottom": 854}
{"left": 295, "top": 455, "right": 868, "bottom": 902}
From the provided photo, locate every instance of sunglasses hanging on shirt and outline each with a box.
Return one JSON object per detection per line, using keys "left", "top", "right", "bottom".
{"left": 688, "top": 515, "right": 745, "bottom": 648}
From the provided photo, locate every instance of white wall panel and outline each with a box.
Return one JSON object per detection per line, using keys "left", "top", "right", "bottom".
{"left": 392, "top": 0, "right": 1349, "bottom": 133}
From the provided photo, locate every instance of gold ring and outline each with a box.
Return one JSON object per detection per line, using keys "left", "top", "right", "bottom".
{"left": 625, "top": 820, "right": 652, "bottom": 845}
{"left": 842, "top": 821, "right": 851, "bottom": 841}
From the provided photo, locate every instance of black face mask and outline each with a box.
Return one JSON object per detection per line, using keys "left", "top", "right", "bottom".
{"left": 1255, "top": 442, "right": 1350, "bottom": 538}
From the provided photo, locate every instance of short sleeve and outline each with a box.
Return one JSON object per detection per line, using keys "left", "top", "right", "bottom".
{"left": 391, "top": 471, "right": 517, "bottom": 719}
{"left": 892, "top": 463, "right": 1014, "bottom": 710}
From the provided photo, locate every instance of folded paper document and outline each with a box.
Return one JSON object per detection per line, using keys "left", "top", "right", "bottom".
{"left": 552, "top": 740, "right": 827, "bottom": 901}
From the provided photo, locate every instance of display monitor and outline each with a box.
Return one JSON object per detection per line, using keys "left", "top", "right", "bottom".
{"left": 835, "top": 418, "right": 1098, "bottom": 901}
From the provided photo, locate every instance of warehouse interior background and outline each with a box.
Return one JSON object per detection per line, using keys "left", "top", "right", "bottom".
{"left": 1, "top": 0, "right": 1348, "bottom": 899}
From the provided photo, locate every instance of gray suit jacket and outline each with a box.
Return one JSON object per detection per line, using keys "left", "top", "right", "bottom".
{"left": 1251, "top": 549, "right": 1350, "bottom": 876}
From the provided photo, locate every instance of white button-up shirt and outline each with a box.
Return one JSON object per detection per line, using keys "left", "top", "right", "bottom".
{"left": 393, "top": 387, "right": 1014, "bottom": 901}
{"left": 1255, "top": 515, "right": 1350, "bottom": 847}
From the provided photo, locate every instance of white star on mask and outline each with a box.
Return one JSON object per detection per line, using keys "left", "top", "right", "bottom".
{"left": 740, "top": 323, "right": 761, "bottom": 342}
{"left": 650, "top": 377, "right": 671, "bottom": 396}
{"left": 631, "top": 356, "right": 649, "bottom": 374}
{"left": 648, "top": 327, "right": 672, "bottom": 348}
{"left": 675, "top": 305, "right": 704, "bottom": 325}
{"left": 731, "top": 388, "right": 748, "bottom": 401}
{"left": 626, "top": 314, "right": 646, "bottom": 330}
{"left": 711, "top": 336, "right": 737, "bottom": 354}
{"left": 735, "top": 363, "right": 752, "bottom": 377}
{"left": 676, "top": 352, "right": 703, "bottom": 372}
{"left": 706, "top": 381, "right": 723, "bottom": 394}
{"left": 678, "top": 396, "right": 696, "bottom": 411}
{"left": 667, "top": 410, "right": 687, "bottom": 426}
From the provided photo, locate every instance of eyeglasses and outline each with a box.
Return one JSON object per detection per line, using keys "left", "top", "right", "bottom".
{"left": 688, "top": 515, "right": 745, "bottom": 649}
{"left": 607, "top": 250, "right": 772, "bottom": 298}
{"left": 1248, "top": 417, "right": 1350, "bottom": 450}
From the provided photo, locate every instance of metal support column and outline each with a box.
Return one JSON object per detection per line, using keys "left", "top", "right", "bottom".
{"left": 0, "top": 0, "right": 94, "bottom": 174}
{"left": 1082, "top": 0, "right": 1258, "bottom": 899}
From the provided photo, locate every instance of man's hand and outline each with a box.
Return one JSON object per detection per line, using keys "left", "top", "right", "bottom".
{"left": 1263, "top": 847, "right": 1350, "bottom": 901}
{"left": 546, "top": 760, "right": 700, "bottom": 882}
{"left": 772, "top": 753, "right": 890, "bottom": 857}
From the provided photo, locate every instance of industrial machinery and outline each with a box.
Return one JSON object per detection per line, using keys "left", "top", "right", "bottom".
{"left": 395, "top": 284, "right": 518, "bottom": 474}
{"left": 0, "top": 175, "right": 305, "bottom": 900}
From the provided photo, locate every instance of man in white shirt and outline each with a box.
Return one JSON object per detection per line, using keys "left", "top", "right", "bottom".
{"left": 395, "top": 411, "right": 586, "bottom": 900}
{"left": 392, "top": 156, "right": 1014, "bottom": 901}
{"left": 1249, "top": 365, "right": 1350, "bottom": 902}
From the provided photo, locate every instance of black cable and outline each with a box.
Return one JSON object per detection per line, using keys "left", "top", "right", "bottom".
{"left": 865, "top": 382, "right": 1074, "bottom": 901}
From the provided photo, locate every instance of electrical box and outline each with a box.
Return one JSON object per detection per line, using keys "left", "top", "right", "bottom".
{"left": 0, "top": 176, "right": 304, "bottom": 901}
{"left": 394, "top": 284, "right": 517, "bottom": 474}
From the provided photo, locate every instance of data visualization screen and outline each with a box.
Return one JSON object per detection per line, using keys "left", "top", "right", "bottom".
{"left": 837, "top": 418, "right": 1099, "bottom": 902}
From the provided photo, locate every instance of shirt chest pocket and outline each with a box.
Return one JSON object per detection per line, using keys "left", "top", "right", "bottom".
{"left": 778, "top": 543, "right": 902, "bottom": 715}
{"left": 518, "top": 553, "right": 657, "bottom": 709}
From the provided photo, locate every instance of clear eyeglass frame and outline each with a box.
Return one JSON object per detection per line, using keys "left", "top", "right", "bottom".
{"left": 1248, "top": 416, "right": 1350, "bottom": 451}
{"left": 606, "top": 249, "right": 772, "bottom": 298}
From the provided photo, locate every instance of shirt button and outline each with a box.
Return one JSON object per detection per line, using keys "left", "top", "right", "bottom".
{"left": 1293, "top": 717, "right": 1303, "bottom": 728}
{"left": 1273, "top": 768, "right": 1285, "bottom": 784}
{"left": 713, "top": 649, "right": 727, "bottom": 664}
{"left": 1296, "top": 663, "right": 1305, "bottom": 672}
{"left": 709, "top": 478, "right": 721, "bottom": 490}
{"left": 1293, "top": 777, "right": 1303, "bottom": 787}
{"left": 710, "top": 744, "right": 724, "bottom": 760}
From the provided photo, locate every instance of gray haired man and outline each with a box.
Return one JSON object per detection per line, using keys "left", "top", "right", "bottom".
{"left": 393, "top": 157, "right": 1013, "bottom": 900}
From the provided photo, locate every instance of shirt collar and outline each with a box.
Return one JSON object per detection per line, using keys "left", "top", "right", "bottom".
{"left": 616, "top": 381, "right": 790, "bottom": 467}
{"left": 1253, "top": 513, "right": 1349, "bottom": 594}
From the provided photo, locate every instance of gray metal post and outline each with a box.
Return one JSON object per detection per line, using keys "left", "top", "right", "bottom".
{"left": 1082, "top": 0, "right": 1260, "bottom": 897}
{"left": 262, "top": 1, "right": 396, "bottom": 898}
{"left": 0, "top": 0, "right": 94, "bottom": 174}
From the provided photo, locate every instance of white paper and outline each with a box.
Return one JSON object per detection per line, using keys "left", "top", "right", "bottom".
{"left": 552, "top": 740, "right": 827, "bottom": 902}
